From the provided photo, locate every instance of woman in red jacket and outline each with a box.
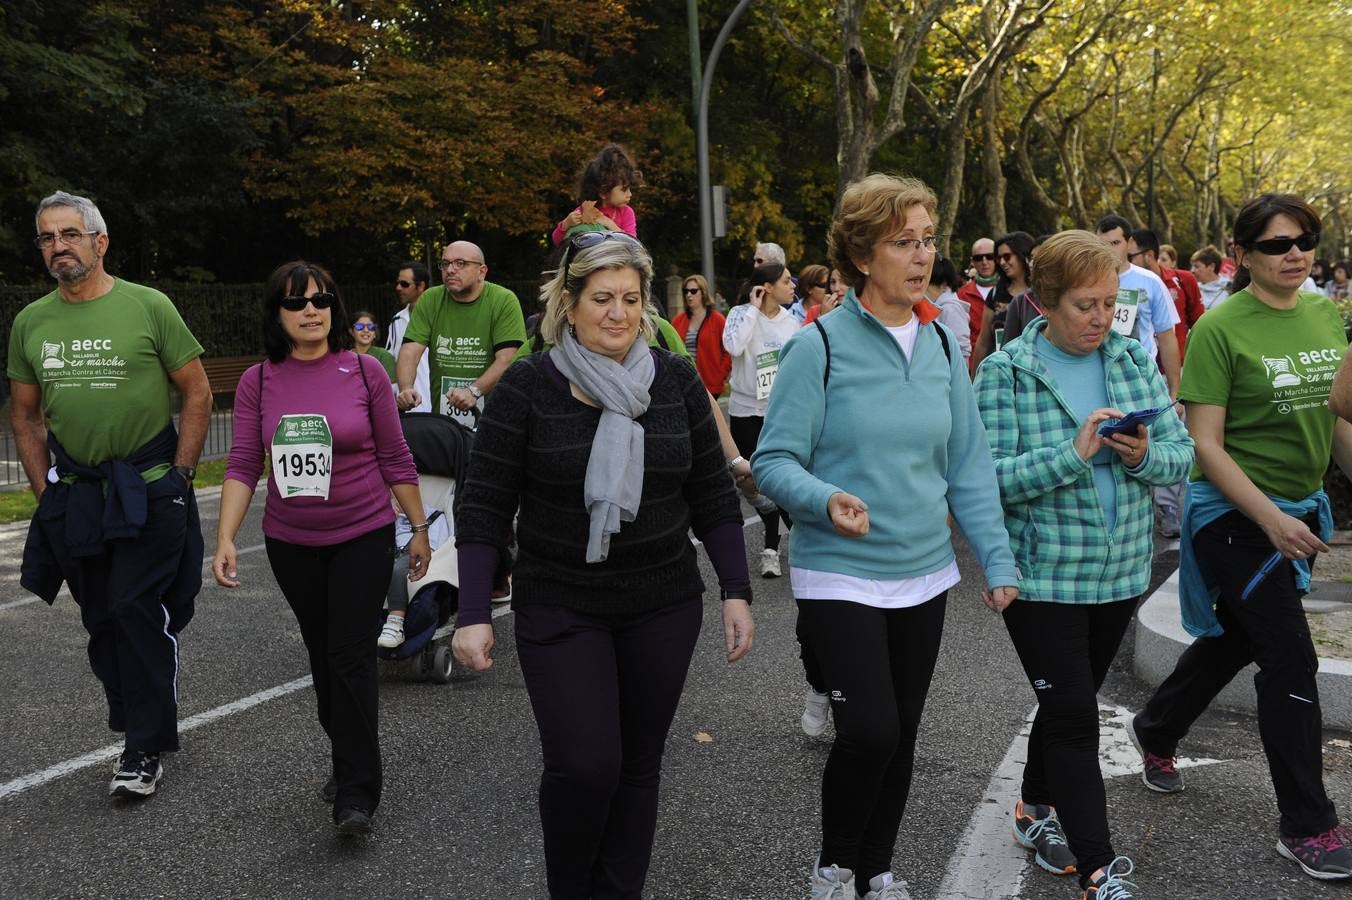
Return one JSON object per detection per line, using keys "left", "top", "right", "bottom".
{"left": 673, "top": 274, "right": 732, "bottom": 396}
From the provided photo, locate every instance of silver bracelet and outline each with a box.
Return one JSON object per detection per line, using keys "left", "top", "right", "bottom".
{"left": 727, "top": 455, "right": 746, "bottom": 470}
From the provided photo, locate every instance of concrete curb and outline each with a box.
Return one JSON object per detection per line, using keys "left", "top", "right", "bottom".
{"left": 1133, "top": 570, "right": 1352, "bottom": 730}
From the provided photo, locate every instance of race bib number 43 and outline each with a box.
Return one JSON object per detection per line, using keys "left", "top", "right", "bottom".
{"left": 271, "top": 414, "right": 334, "bottom": 499}
{"left": 1111, "top": 288, "right": 1141, "bottom": 337}
{"left": 755, "top": 349, "right": 780, "bottom": 401}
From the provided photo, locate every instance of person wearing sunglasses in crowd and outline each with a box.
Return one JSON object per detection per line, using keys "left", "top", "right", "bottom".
{"left": 1131, "top": 195, "right": 1352, "bottom": 882}
{"left": 958, "top": 237, "right": 999, "bottom": 369}
{"left": 803, "top": 268, "right": 848, "bottom": 326}
{"left": 388, "top": 262, "right": 431, "bottom": 412}
{"left": 395, "top": 242, "right": 526, "bottom": 431}
{"left": 213, "top": 262, "right": 431, "bottom": 837}
{"left": 673, "top": 274, "right": 732, "bottom": 397}
{"left": 451, "top": 230, "right": 754, "bottom": 899}
{"left": 350, "top": 311, "right": 396, "bottom": 384}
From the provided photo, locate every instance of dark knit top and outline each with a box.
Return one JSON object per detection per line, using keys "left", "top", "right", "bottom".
{"left": 454, "top": 348, "right": 749, "bottom": 623}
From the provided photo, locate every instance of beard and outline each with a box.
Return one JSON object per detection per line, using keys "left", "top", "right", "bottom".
{"left": 48, "top": 254, "right": 95, "bottom": 284}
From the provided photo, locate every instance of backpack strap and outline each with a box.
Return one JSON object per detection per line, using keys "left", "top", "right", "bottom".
{"left": 814, "top": 319, "right": 831, "bottom": 390}
{"left": 935, "top": 323, "right": 951, "bottom": 366}
{"left": 654, "top": 323, "right": 670, "bottom": 351}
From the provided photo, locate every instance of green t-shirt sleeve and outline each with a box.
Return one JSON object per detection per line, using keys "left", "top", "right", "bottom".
{"left": 151, "top": 292, "right": 205, "bottom": 372}
{"left": 404, "top": 288, "right": 438, "bottom": 346}
{"left": 7, "top": 313, "right": 36, "bottom": 384}
{"left": 1177, "top": 315, "right": 1231, "bottom": 407}
{"left": 491, "top": 289, "right": 527, "bottom": 351}
{"left": 371, "top": 346, "right": 397, "bottom": 380}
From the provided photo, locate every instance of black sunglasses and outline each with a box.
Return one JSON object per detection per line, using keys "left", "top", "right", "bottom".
{"left": 395, "top": 279, "right": 412, "bottom": 288}
{"left": 683, "top": 287, "right": 702, "bottom": 295}
{"left": 1249, "top": 232, "right": 1320, "bottom": 256}
{"left": 971, "top": 253, "right": 996, "bottom": 262}
{"left": 280, "top": 292, "right": 335, "bottom": 312}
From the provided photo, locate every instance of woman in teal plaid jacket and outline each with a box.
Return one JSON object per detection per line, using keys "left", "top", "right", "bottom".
{"left": 973, "top": 231, "right": 1194, "bottom": 899}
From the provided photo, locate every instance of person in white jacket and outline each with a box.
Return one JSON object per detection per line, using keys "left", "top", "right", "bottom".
{"left": 723, "top": 262, "right": 802, "bottom": 576}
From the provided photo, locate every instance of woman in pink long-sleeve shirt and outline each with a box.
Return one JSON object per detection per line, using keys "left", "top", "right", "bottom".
{"left": 211, "top": 261, "right": 430, "bottom": 837}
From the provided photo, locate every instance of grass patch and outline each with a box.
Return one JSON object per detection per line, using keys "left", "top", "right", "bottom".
{"left": 0, "top": 457, "right": 234, "bottom": 526}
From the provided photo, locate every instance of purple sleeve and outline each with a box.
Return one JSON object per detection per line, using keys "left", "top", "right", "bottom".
{"left": 614, "top": 204, "right": 637, "bottom": 238}
{"left": 364, "top": 354, "right": 418, "bottom": 486}
{"left": 455, "top": 542, "right": 498, "bottom": 626}
{"left": 224, "top": 363, "right": 265, "bottom": 487}
{"left": 699, "top": 520, "right": 752, "bottom": 600}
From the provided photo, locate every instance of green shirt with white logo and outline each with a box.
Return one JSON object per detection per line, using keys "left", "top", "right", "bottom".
{"left": 1179, "top": 288, "right": 1346, "bottom": 500}
{"left": 7, "top": 278, "right": 204, "bottom": 478}
{"left": 404, "top": 282, "right": 526, "bottom": 412}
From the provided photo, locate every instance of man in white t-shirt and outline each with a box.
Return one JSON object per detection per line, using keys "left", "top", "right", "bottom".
{"left": 387, "top": 261, "right": 431, "bottom": 413}
{"left": 1094, "top": 215, "right": 1182, "bottom": 399}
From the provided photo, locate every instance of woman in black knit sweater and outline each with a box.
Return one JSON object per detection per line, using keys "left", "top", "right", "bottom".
{"left": 452, "top": 231, "right": 755, "bottom": 899}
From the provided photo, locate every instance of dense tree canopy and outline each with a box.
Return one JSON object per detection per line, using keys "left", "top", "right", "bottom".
{"left": 2, "top": 0, "right": 1348, "bottom": 293}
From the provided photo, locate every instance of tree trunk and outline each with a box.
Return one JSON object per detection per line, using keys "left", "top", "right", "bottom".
{"left": 980, "top": 74, "right": 1008, "bottom": 237}
{"left": 936, "top": 109, "right": 975, "bottom": 258}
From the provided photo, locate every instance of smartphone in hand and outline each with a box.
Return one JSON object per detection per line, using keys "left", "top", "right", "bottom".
{"left": 1099, "top": 406, "right": 1165, "bottom": 438}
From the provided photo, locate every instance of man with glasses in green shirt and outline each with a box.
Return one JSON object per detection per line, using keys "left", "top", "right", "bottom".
{"left": 395, "top": 241, "right": 526, "bottom": 430}
{"left": 8, "top": 191, "right": 212, "bottom": 800}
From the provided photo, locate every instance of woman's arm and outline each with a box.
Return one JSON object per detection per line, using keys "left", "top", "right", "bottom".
{"left": 1330, "top": 349, "right": 1352, "bottom": 420}
{"left": 1116, "top": 354, "right": 1195, "bottom": 486}
{"left": 721, "top": 304, "right": 760, "bottom": 357}
{"left": 212, "top": 478, "right": 256, "bottom": 588}
{"left": 1189, "top": 403, "right": 1328, "bottom": 559}
{"left": 389, "top": 483, "right": 431, "bottom": 583}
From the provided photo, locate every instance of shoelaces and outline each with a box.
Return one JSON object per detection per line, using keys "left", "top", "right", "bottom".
{"left": 1092, "top": 857, "right": 1137, "bottom": 900}
{"left": 1025, "top": 816, "right": 1069, "bottom": 848}
{"left": 1144, "top": 751, "right": 1176, "bottom": 774}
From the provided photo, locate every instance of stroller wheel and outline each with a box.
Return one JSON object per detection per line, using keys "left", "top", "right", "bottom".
{"left": 416, "top": 647, "right": 435, "bottom": 680}
{"left": 431, "top": 644, "right": 454, "bottom": 684}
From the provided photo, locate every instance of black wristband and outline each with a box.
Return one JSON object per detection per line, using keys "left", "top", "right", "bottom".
{"left": 721, "top": 588, "right": 752, "bottom": 605}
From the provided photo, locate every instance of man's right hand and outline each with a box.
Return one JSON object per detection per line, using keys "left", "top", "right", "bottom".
{"left": 452, "top": 623, "right": 495, "bottom": 670}
{"left": 396, "top": 388, "right": 422, "bottom": 411}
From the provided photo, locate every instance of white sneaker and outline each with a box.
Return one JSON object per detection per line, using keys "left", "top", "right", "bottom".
{"left": 109, "top": 751, "right": 162, "bottom": 798}
{"left": 761, "top": 548, "right": 781, "bottom": 578}
{"left": 377, "top": 616, "right": 405, "bottom": 649}
{"left": 801, "top": 688, "right": 831, "bottom": 737}
{"left": 810, "top": 864, "right": 853, "bottom": 899}
{"left": 863, "top": 872, "right": 912, "bottom": 900}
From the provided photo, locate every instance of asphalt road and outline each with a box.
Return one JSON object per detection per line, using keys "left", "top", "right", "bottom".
{"left": 1, "top": 489, "right": 1350, "bottom": 899}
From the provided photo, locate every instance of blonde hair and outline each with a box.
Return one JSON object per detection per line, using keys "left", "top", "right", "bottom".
{"left": 1029, "top": 230, "right": 1120, "bottom": 308}
{"left": 539, "top": 238, "right": 656, "bottom": 346}
{"left": 828, "top": 173, "right": 938, "bottom": 290}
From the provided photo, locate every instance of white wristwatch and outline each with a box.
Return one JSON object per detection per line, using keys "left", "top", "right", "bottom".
{"left": 467, "top": 383, "right": 483, "bottom": 400}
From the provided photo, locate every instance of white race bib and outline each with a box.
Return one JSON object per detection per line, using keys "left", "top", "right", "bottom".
{"left": 271, "top": 414, "right": 333, "bottom": 500}
{"left": 1111, "top": 288, "right": 1142, "bottom": 337}
{"left": 440, "top": 376, "right": 483, "bottom": 429}
{"left": 755, "top": 349, "right": 780, "bottom": 401}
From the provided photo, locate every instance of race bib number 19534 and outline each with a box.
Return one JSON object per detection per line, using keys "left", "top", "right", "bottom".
{"left": 271, "top": 414, "right": 333, "bottom": 499}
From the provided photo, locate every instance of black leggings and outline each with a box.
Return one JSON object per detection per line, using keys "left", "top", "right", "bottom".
{"left": 266, "top": 523, "right": 393, "bottom": 815}
{"left": 1001, "top": 596, "right": 1137, "bottom": 880}
{"left": 729, "top": 414, "right": 787, "bottom": 550}
{"left": 515, "top": 599, "right": 703, "bottom": 900}
{"left": 1135, "top": 510, "right": 1337, "bottom": 838}
{"left": 796, "top": 594, "right": 947, "bottom": 884}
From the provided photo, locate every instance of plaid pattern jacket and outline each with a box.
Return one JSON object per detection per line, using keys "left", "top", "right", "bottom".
{"left": 973, "top": 320, "right": 1194, "bottom": 603}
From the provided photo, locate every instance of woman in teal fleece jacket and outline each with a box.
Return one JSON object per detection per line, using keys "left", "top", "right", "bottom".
{"left": 973, "top": 231, "right": 1193, "bottom": 899}
{"left": 752, "top": 174, "right": 1018, "bottom": 900}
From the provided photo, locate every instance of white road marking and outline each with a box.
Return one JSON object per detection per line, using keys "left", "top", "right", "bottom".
{"left": 0, "top": 599, "right": 515, "bottom": 802}
{"left": 937, "top": 701, "right": 1225, "bottom": 899}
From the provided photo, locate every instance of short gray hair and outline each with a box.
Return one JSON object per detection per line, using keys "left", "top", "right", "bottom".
{"left": 35, "top": 191, "right": 108, "bottom": 236}
{"left": 539, "top": 238, "right": 656, "bottom": 346}
{"left": 754, "top": 242, "right": 785, "bottom": 265}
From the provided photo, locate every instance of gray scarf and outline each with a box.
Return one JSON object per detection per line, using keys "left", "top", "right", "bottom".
{"left": 549, "top": 330, "right": 654, "bottom": 562}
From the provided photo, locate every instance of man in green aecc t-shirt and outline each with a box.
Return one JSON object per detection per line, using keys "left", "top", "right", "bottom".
{"left": 7, "top": 191, "right": 213, "bottom": 801}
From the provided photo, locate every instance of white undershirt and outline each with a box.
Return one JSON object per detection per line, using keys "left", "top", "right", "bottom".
{"left": 885, "top": 317, "right": 919, "bottom": 360}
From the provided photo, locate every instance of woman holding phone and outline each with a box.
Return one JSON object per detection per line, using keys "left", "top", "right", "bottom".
{"left": 975, "top": 231, "right": 1193, "bottom": 897}
{"left": 1132, "top": 194, "right": 1352, "bottom": 882}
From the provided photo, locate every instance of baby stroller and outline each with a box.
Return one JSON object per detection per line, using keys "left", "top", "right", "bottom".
{"left": 376, "top": 412, "right": 475, "bottom": 683}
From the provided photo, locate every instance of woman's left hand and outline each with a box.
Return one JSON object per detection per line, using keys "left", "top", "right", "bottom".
{"left": 729, "top": 457, "right": 758, "bottom": 497}
{"left": 406, "top": 531, "right": 432, "bottom": 582}
{"left": 983, "top": 585, "right": 1019, "bottom": 612}
{"left": 1104, "top": 423, "right": 1149, "bottom": 468}
{"left": 722, "top": 598, "right": 755, "bottom": 662}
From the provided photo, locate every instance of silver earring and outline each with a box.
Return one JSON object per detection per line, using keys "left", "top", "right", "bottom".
{"left": 568, "top": 322, "right": 577, "bottom": 336}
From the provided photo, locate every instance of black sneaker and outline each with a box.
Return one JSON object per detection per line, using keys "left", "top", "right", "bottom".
{"left": 321, "top": 776, "right": 337, "bottom": 804}
{"left": 109, "top": 751, "right": 162, "bottom": 798}
{"left": 1127, "top": 713, "right": 1183, "bottom": 793}
{"left": 1277, "top": 829, "right": 1352, "bottom": 880}
{"left": 1012, "top": 800, "right": 1076, "bottom": 874}
{"left": 334, "top": 806, "right": 373, "bottom": 836}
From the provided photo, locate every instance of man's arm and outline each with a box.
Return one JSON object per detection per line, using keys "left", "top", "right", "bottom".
{"left": 1331, "top": 418, "right": 1352, "bottom": 482}
{"left": 397, "top": 340, "right": 427, "bottom": 410}
{"left": 1329, "top": 349, "right": 1352, "bottom": 420}
{"left": 168, "top": 358, "right": 213, "bottom": 469}
{"left": 1156, "top": 327, "right": 1182, "bottom": 399}
{"left": 475, "top": 346, "right": 519, "bottom": 396}
{"left": 9, "top": 381, "right": 49, "bottom": 497}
